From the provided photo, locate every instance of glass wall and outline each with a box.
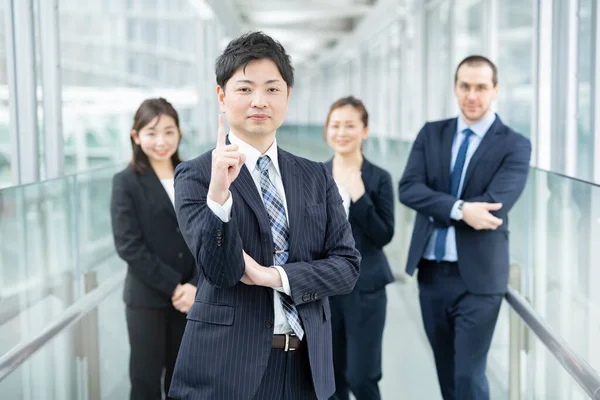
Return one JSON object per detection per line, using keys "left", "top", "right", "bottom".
{"left": 425, "top": 0, "right": 451, "bottom": 121}
{"left": 576, "top": 0, "right": 594, "bottom": 182}
{"left": 0, "top": 2, "right": 10, "bottom": 188}
{"left": 495, "top": 0, "right": 535, "bottom": 139}
{"left": 58, "top": 0, "right": 220, "bottom": 174}
{"left": 1, "top": 0, "right": 223, "bottom": 189}
{"left": 291, "top": 0, "right": 600, "bottom": 187}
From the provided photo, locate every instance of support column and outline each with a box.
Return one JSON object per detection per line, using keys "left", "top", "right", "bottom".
{"left": 39, "top": 0, "right": 64, "bottom": 180}
{"left": 5, "top": 0, "right": 39, "bottom": 185}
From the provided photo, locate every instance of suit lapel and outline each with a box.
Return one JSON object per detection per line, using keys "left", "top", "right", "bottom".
{"left": 139, "top": 169, "right": 177, "bottom": 221}
{"left": 440, "top": 119, "right": 457, "bottom": 193}
{"left": 359, "top": 157, "right": 373, "bottom": 197}
{"left": 230, "top": 165, "right": 272, "bottom": 241}
{"left": 278, "top": 148, "right": 303, "bottom": 263}
{"left": 225, "top": 134, "right": 274, "bottom": 241}
{"left": 461, "top": 117, "right": 504, "bottom": 194}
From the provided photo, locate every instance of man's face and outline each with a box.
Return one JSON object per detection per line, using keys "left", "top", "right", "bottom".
{"left": 453, "top": 63, "right": 499, "bottom": 124}
{"left": 217, "top": 58, "right": 291, "bottom": 140}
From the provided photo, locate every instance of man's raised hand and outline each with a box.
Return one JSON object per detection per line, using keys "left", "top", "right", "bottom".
{"left": 207, "top": 114, "right": 246, "bottom": 205}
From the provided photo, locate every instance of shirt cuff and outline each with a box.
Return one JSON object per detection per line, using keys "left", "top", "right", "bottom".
{"left": 272, "top": 265, "right": 291, "bottom": 296}
{"left": 450, "top": 200, "right": 463, "bottom": 220}
{"left": 206, "top": 191, "right": 233, "bottom": 222}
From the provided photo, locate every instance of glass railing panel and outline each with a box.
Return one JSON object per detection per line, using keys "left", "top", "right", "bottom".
{"left": 0, "top": 275, "right": 129, "bottom": 400}
{"left": 507, "top": 168, "right": 600, "bottom": 375}
{"left": 521, "top": 330, "right": 591, "bottom": 399}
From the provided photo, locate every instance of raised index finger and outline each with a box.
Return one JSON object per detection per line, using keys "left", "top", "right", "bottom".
{"left": 216, "top": 113, "right": 227, "bottom": 149}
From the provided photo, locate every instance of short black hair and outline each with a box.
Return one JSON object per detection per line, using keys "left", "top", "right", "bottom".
{"left": 215, "top": 31, "right": 294, "bottom": 89}
{"left": 454, "top": 55, "right": 498, "bottom": 86}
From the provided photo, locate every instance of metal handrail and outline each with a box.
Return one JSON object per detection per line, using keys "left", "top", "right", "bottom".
{"left": 505, "top": 285, "right": 600, "bottom": 399}
{"left": 2, "top": 262, "right": 600, "bottom": 399}
{"left": 0, "top": 269, "right": 125, "bottom": 382}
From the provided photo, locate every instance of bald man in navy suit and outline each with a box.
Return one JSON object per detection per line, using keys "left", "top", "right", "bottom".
{"left": 168, "top": 32, "right": 360, "bottom": 400}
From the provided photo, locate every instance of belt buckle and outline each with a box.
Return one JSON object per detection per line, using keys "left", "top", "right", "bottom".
{"left": 284, "top": 333, "right": 296, "bottom": 352}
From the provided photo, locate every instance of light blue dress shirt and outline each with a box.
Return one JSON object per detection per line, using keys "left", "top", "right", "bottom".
{"left": 423, "top": 112, "right": 497, "bottom": 262}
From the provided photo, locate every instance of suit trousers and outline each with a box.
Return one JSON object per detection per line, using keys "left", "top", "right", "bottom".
{"left": 417, "top": 260, "right": 502, "bottom": 400}
{"left": 125, "top": 306, "right": 187, "bottom": 400}
{"left": 329, "top": 288, "right": 387, "bottom": 400}
{"left": 253, "top": 342, "right": 318, "bottom": 400}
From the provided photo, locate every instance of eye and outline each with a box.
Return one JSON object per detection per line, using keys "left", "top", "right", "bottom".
{"left": 268, "top": 87, "right": 280, "bottom": 92}
{"left": 238, "top": 87, "right": 250, "bottom": 92}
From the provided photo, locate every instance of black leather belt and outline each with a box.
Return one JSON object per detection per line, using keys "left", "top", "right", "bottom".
{"left": 272, "top": 333, "right": 302, "bottom": 351}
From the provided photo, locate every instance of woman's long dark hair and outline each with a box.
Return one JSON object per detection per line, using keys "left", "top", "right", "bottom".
{"left": 129, "top": 97, "right": 183, "bottom": 174}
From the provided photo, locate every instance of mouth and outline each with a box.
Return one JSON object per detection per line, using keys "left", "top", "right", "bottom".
{"left": 155, "top": 150, "right": 170, "bottom": 157}
{"left": 248, "top": 114, "right": 270, "bottom": 121}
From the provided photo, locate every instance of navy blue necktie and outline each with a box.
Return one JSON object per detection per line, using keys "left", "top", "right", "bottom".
{"left": 434, "top": 128, "right": 474, "bottom": 262}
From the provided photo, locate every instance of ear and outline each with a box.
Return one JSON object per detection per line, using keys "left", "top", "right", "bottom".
{"left": 216, "top": 85, "right": 226, "bottom": 112}
{"left": 131, "top": 129, "right": 140, "bottom": 145}
{"left": 453, "top": 82, "right": 460, "bottom": 98}
{"left": 492, "top": 83, "right": 500, "bottom": 98}
{"left": 362, "top": 126, "right": 369, "bottom": 141}
{"left": 287, "top": 87, "right": 292, "bottom": 98}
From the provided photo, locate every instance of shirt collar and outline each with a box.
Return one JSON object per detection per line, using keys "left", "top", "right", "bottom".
{"left": 227, "top": 131, "right": 281, "bottom": 176}
{"left": 457, "top": 111, "right": 496, "bottom": 138}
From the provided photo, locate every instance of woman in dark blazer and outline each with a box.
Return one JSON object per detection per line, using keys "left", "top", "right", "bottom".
{"left": 323, "top": 96, "right": 395, "bottom": 400}
{"left": 110, "top": 98, "right": 197, "bottom": 400}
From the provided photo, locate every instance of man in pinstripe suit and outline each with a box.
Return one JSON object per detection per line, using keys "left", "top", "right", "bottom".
{"left": 168, "top": 32, "right": 361, "bottom": 400}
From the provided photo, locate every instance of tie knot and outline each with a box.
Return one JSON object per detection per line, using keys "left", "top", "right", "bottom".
{"left": 257, "top": 155, "right": 271, "bottom": 172}
{"left": 463, "top": 128, "right": 475, "bottom": 137}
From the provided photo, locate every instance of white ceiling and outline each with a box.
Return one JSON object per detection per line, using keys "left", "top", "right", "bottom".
{"left": 231, "top": 0, "right": 379, "bottom": 66}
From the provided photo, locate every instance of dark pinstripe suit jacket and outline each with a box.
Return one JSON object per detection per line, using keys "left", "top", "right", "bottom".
{"left": 168, "top": 144, "right": 361, "bottom": 400}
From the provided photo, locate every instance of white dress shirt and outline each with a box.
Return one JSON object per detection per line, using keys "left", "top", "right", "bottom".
{"left": 335, "top": 183, "right": 351, "bottom": 219}
{"left": 160, "top": 178, "right": 175, "bottom": 205}
{"left": 206, "top": 132, "right": 293, "bottom": 335}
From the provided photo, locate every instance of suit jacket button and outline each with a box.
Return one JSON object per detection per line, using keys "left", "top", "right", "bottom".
{"left": 178, "top": 252, "right": 183, "bottom": 258}
{"left": 175, "top": 227, "right": 180, "bottom": 233}
{"left": 266, "top": 321, "right": 273, "bottom": 328}
{"left": 302, "top": 294, "right": 311, "bottom": 302}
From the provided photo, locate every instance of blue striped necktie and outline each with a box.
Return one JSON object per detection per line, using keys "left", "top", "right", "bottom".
{"left": 256, "top": 155, "right": 304, "bottom": 340}
{"left": 434, "top": 128, "right": 474, "bottom": 262}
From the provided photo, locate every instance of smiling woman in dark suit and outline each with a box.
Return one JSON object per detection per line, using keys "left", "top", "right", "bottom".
{"left": 323, "top": 96, "right": 395, "bottom": 400}
{"left": 110, "top": 98, "right": 197, "bottom": 400}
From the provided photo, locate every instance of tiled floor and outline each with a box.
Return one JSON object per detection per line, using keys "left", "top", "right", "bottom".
{"left": 380, "top": 278, "right": 509, "bottom": 400}
{"left": 379, "top": 281, "right": 444, "bottom": 399}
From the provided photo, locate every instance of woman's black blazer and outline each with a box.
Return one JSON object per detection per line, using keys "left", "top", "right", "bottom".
{"left": 324, "top": 157, "right": 395, "bottom": 292}
{"left": 110, "top": 165, "right": 197, "bottom": 308}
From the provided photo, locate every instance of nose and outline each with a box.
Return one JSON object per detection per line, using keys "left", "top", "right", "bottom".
{"left": 467, "top": 89, "right": 478, "bottom": 101}
{"left": 251, "top": 92, "right": 267, "bottom": 108}
{"left": 156, "top": 134, "right": 166, "bottom": 145}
